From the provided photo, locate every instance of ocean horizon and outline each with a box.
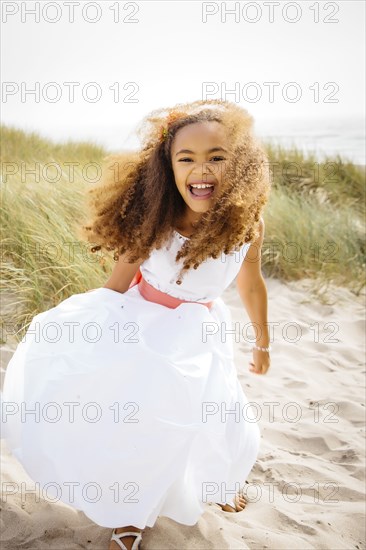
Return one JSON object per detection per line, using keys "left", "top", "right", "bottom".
{"left": 4, "top": 115, "right": 365, "bottom": 165}
{"left": 255, "top": 115, "right": 365, "bottom": 165}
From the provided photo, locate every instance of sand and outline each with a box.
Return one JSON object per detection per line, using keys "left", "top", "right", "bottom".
{"left": 1, "top": 277, "right": 365, "bottom": 550}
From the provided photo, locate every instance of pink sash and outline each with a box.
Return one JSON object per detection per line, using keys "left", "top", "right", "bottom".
{"left": 128, "top": 268, "right": 213, "bottom": 310}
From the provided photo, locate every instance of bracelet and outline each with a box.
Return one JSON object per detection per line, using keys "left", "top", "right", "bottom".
{"left": 252, "top": 344, "right": 271, "bottom": 352}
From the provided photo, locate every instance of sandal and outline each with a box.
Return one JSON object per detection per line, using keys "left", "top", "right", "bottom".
{"left": 110, "top": 528, "right": 142, "bottom": 550}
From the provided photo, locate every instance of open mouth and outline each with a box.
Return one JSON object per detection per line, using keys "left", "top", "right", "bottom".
{"left": 188, "top": 183, "right": 215, "bottom": 200}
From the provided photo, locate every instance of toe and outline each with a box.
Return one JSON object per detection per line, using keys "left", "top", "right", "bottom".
{"left": 217, "top": 494, "right": 247, "bottom": 513}
{"left": 235, "top": 495, "right": 247, "bottom": 511}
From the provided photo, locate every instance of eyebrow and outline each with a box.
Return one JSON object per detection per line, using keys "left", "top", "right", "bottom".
{"left": 175, "top": 147, "right": 228, "bottom": 156}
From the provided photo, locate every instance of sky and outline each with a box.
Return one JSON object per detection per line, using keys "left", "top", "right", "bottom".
{"left": 1, "top": 0, "right": 365, "bottom": 150}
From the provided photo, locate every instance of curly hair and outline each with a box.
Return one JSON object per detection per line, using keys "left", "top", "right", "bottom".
{"left": 78, "top": 99, "right": 271, "bottom": 284}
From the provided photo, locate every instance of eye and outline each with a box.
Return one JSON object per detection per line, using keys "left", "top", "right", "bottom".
{"left": 178, "top": 156, "right": 226, "bottom": 162}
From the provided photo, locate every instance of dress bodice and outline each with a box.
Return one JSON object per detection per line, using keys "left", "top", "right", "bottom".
{"left": 139, "top": 230, "right": 251, "bottom": 302}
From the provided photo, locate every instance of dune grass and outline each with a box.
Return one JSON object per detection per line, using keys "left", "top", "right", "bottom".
{"left": 262, "top": 185, "right": 364, "bottom": 288}
{"left": 1, "top": 125, "right": 114, "bottom": 340}
{"left": 1, "top": 125, "right": 365, "bottom": 341}
{"left": 264, "top": 141, "right": 365, "bottom": 211}
{"left": 261, "top": 141, "right": 365, "bottom": 286}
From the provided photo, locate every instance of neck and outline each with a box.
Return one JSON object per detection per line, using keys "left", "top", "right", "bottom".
{"left": 180, "top": 209, "right": 202, "bottom": 230}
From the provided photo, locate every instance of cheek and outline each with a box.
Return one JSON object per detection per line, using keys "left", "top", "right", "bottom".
{"left": 215, "top": 162, "right": 227, "bottom": 182}
{"left": 173, "top": 165, "right": 186, "bottom": 183}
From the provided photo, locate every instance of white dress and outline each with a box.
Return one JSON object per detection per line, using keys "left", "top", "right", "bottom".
{"left": 0, "top": 230, "right": 261, "bottom": 529}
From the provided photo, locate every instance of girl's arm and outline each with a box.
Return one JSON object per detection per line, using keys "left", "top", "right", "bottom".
{"left": 103, "top": 252, "right": 143, "bottom": 294}
{"left": 236, "top": 217, "right": 271, "bottom": 375}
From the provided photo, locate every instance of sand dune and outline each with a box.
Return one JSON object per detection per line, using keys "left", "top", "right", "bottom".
{"left": 1, "top": 277, "right": 365, "bottom": 549}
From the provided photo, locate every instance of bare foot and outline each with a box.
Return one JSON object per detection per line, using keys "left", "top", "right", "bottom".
{"left": 109, "top": 526, "right": 142, "bottom": 550}
{"left": 216, "top": 493, "right": 247, "bottom": 512}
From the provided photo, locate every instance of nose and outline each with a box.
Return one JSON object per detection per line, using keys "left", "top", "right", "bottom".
{"left": 191, "top": 161, "right": 215, "bottom": 177}
{"left": 191, "top": 162, "right": 219, "bottom": 181}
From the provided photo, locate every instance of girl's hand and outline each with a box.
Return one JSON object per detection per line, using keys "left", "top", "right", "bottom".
{"left": 249, "top": 348, "right": 271, "bottom": 375}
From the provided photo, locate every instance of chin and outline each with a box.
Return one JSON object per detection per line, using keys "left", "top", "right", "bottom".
{"left": 188, "top": 204, "right": 210, "bottom": 215}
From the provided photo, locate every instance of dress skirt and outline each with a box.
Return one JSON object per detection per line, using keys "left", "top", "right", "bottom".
{"left": 0, "top": 286, "right": 261, "bottom": 529}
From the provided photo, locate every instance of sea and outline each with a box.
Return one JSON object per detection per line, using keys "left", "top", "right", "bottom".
{"left": 13, "top": 115, "right": 365, "bottom": 166}
{"left": 254, "top": 115, "right": 365, "bottom": 165}
{"left": 88, "top": 115, "right": 366, "bottom": 165}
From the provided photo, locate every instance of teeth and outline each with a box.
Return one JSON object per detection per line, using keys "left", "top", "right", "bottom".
{"left": 190, "top": 184, "right": 214, "bottom": 189}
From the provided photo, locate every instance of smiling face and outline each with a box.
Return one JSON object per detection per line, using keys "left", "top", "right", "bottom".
{"left": 170, "top": 121, "right": 230, "bottom": 221}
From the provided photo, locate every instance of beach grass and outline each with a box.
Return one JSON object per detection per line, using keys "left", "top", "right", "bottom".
{"left": 262, "top": 141, "right": 365, "bottom": 291}
{"left": 264, "top": 141, "right": 365, "bottom": 211}
{"left": 1, "top": 125, "right": 365, "bottom": 339}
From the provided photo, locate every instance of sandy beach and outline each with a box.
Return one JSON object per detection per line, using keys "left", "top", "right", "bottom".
{"left": 1, "top": 276, "right": 365, "bottom": 549}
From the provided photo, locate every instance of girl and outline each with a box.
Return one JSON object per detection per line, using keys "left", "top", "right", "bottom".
{"left": 1, "top": 99, "right": 271, "bottom": 550}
